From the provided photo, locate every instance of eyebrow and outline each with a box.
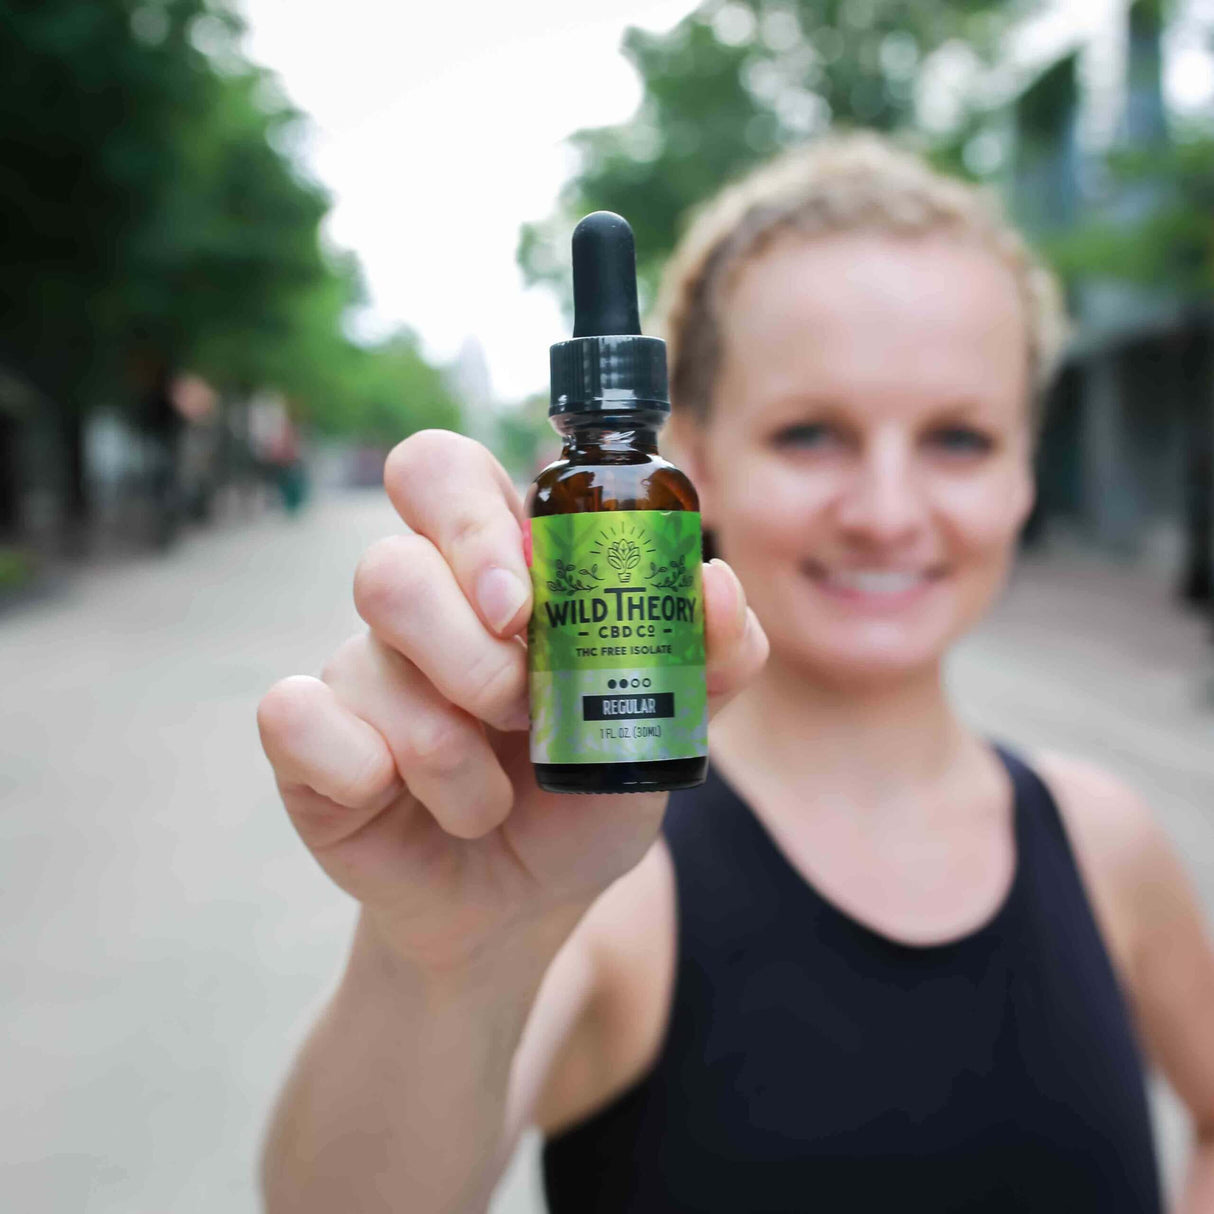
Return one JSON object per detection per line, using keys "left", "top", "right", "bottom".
{"left": 763, "top": 396, "right": 997, "bottom": 420}
{"left": 762, "top": 395, "right": 850, "bottom": 418}
{"left": 928, "top": 400, "right": 996, "bottom": 421}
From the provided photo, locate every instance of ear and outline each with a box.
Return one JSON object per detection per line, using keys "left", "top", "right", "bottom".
{"left": 664, "top": 412, "right": 716, "bottom": 528}
{"left": 1011, "top": 422, "right": 1037, "bottom": 532}
{"left": 1015, "top": 461, "right": 1037, "bottom": 533}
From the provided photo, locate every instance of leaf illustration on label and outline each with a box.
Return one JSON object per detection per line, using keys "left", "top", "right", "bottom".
{"left": 547, "top": 556, "right": 603, "bottom": 595}
{"left": 651, "top": 553, "right": 694, "bottom": 591}
{"left": 607, "top": 538, "right": 641, "bottom": 582}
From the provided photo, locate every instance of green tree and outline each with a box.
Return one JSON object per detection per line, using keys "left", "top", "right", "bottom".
{"left": 314, "top": 329, "right": 462, "bottom": 448}
{"left": 519, "top": 0, "right": 1038, "bottom": 306}
{"left": 128, "top": 54, "right": 335, "bottom": 393}
{"left": 0, "top": 0, "right": 211, "bottom": 524}
{"left": 494, "top": 392, "right": 554, "bottom": 482}
{"left": 0, "top": 0, "right": 459, "bottom": 535}
{"left": 1047, "top": 132, "right": 1214, "bottom": 295}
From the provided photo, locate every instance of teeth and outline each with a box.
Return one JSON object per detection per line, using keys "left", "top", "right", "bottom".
{"left": 827, "top": 570, "right": 924, "bottom": 595}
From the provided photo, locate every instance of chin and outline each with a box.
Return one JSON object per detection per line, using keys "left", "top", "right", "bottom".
{"left": 808, "top": 647, "right": 946, "bottom": 690}
{"left": 776, "top": 619, "right": 957, "bottom": 690}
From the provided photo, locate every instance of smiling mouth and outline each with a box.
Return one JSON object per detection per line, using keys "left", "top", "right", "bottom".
{"left": 804, "top": 563, "right": 946, "bottom": 600}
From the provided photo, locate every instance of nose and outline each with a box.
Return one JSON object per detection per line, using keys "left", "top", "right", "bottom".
{"left": 834, "top": 432, "right": 928, "bottom": 547}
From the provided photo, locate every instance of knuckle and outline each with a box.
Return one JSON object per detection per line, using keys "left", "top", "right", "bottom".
{"left": 385, "top": 432, "right": 519, "bottom": 542}
{"left": 385, "top": 429, "right": 468, "bottom": 492}
{"left": 319, "top": 633, "right": 366, "bottom": 686}
{"left": 257, "top": 675, "right": 321, "bottom": 746}
{"left": 353, "top": 534, "right": 431, "bottom": 626}
{"left": 450, "top": 507, "right": 492, "bottom": 553}
{"left": 464, "top": 647, "right": 525, "bottom": 722}
{"left": 403, "top": 713, "right": 469, "bottom": 779}
{"left": 334, "top": 744, "right": 399, "bottom": 810}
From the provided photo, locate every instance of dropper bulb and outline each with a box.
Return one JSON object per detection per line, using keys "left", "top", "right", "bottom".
{"left": 571, "top": 211, "right": 642, "bottom": 338}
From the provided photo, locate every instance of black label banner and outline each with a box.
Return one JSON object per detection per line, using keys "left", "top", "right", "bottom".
{"left": 582, "top": 693, "right": 675, "bottom": 721}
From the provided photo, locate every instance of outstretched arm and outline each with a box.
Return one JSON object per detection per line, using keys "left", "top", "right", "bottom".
{"left": 256, "top": 430, "right": 768, "bottom": 1213}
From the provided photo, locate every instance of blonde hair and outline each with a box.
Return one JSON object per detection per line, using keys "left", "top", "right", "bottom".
{"left": 651, "top": 132, "right": 1069, "bottom": 422}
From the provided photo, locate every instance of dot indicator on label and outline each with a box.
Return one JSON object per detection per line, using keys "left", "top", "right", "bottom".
{"left": 607, "top": 679, "right": 616, "bottom": 689}
{"left": 643, "top": 678, "right": 651, "bottom": 688}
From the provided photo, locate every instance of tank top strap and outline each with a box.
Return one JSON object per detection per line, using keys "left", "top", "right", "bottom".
{"left": 991, "top": 742, "right": 1068, "bottom": 848}
{"left": 989, "top": 742, "right": 1100, "bottom": 937}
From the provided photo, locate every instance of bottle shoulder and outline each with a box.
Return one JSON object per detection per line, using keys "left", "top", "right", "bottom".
{"left": 527, "top": 454, "right": 699, "bottom": 517}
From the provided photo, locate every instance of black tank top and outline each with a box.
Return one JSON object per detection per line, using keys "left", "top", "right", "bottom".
{"left": 543, "top": 748, "right": 1162, "bottom": 1213}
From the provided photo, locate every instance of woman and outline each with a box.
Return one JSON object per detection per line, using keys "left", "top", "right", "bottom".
{"left": 256, "top": 136, "right": 1214, "bottom": 1212}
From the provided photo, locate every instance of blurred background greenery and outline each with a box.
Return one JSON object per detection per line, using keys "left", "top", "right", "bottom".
{"left": 0, "top": 0, "right": 460, "bottom": 564}
{"left": 1, "top": 0, "right": 1212, "bottom": 610}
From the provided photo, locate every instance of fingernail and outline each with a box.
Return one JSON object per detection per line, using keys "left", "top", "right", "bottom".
{"left": 477, "top": 566, "right": 529, "bottom": 634}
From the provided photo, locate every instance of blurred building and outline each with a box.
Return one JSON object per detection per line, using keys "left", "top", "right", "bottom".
{"left": 449, "top": 335, "right": 495, "bottom": 449}
{"left": 1012, "top": 1, "right": 1213, "bottom": 604}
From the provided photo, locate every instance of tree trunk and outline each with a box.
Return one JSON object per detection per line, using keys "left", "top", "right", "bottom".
{"left": 61, "top": 405, "right": 90, "bottom": 553}
{"left": 1179, "top": 321, "right": 1213, "bottom": 606}
{"left": 0, "top": 413, "right": 20, "bottom": 538}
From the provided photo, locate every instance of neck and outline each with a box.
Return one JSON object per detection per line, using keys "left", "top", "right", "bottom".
{"left": 714, "top": 655, "right": 972, "bottom": 806}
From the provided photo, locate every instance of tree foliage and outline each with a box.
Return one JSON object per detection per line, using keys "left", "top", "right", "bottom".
{"left": 518, "top": 0, "right": 1037, "bottom": 306}
{"left": 0, "top": 0, "right": 457, "bottom": 479}
{"left": 317, "top": 329, "right": 462, "bottom": 446}
{"left": 1048, "top": 132, "right": 1214, "bottom": 296}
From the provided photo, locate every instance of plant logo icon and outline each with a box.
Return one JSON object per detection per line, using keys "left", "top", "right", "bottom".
{"left": 590, "top": 519, "right": 655, "bottom": 585}
{"left": 606, "top": 537, "right": 641, "bottom": 581}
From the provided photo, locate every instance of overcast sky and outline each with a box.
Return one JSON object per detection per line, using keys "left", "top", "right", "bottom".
{"left": 237, "top": 0, "right": 1214, "bottom": 404}
{"left": 237, "top": 0, "right": 697, "bottom": 402}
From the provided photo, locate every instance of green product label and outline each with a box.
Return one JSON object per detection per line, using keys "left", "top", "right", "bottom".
{"left": 527, "top": 509, "right": 708, "bottom": 766}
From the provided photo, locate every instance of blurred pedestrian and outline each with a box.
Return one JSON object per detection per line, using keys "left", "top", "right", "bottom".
{"left": 248, "top": 391, "right": 308, "bottom": 515}
{"left": 141, "top": 365, "right": 184, "bottom": 549}
{"left": 256, "top": 135, "right": 1214, "bottom": 1212}
{"left": 171, "top": 373, "right": 219, "bottom": 524}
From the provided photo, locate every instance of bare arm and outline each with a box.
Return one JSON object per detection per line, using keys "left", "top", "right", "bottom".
{"left": 1040, "top": 756, "right": 1214, "bottom": 1212}
{"left": 1128, "top": 811, "right": 1214, "bottom": 1213}
{"left": 256, "top": 431, "right": 767, "bottom": 1212}
{"left": 261, "top": 909, "right": 585, "bottom": 1213}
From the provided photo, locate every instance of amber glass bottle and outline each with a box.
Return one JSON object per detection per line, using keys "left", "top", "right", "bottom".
{"left": 525, "top": 213, "right": 708, "bottom": 794}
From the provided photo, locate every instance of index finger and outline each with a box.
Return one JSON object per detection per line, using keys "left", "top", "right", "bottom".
{"left": 384, "top": 430, "right": 532, "bottom": 639}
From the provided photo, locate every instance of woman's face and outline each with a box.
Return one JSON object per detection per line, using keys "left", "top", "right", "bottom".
{"left": 685, "top": 230, "right": 1035, "bottom": 689}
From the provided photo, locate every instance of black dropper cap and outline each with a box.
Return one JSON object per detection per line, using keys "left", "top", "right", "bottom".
{"left": 549, "top": 211, "right": 669, "bottom": 417}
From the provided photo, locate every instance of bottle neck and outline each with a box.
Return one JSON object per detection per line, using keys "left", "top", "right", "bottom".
{"left": 554, "top": 410, "right": 665, "bottom": 461}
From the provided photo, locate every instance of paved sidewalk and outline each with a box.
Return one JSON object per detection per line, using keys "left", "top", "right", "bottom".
{"left": 1, "top": 494, "right": 1210, "bottom": 1213}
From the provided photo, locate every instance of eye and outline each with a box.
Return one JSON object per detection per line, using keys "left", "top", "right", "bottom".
{"left": 772, "top": 422, "right": 835, "bottom": 449}
{"left": 925, "top": 425, "right": 994, "bottom": 455}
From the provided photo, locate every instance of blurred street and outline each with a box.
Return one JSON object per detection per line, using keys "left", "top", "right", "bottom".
{"left": 3, "top": 491, "right": 1213, "bottom": 1213}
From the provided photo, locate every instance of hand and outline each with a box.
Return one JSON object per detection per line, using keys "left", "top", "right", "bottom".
{"left": 257, "top": 430, "right": 768, "bottom": 975}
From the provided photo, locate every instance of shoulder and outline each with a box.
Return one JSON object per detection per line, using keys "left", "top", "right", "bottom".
{"left": 1034, "top": 752, "right": 1214, "bottom": 1126}
{"left": 534, "top": 839, "right": 678, "bottom": 1135}
{"left": 1032, "top": 751, "right": 1164, "bottom": 875}
{"left": 1032, "top": 750, "right": 1175, "bottom": 978}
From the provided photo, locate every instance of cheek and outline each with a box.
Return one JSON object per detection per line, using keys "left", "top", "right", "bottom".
{"left": 712, "top": 454, "right": 839, "bottom": 556}
{"left": 933, "top": 463, "right": 1033, "bottom": 560}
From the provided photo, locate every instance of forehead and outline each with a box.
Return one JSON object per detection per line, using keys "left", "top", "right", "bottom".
{"left": 715, "top": 230, "right": 1029, "bottom": 413}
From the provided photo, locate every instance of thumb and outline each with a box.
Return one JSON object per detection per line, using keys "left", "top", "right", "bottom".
{"left": 702, "top": 558, "right": 768, "bottom": 717}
